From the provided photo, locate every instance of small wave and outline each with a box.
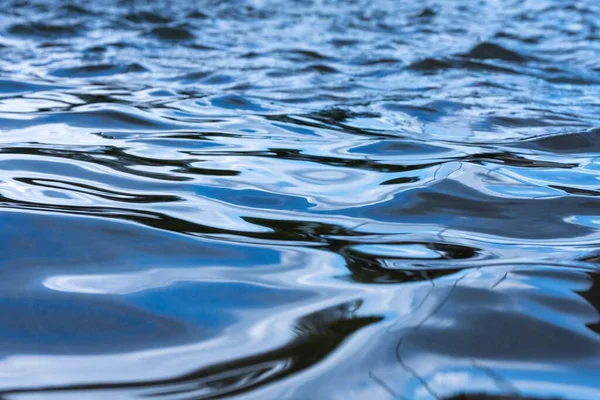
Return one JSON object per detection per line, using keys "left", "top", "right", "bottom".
{"left": 461, "top": 41, "right": 528, "bottom": 62}
{"left": 125, "top": 11, "right": 173, "bottom": 24}
{"left": 516, "top": 128, "right": 600, "bottom": 154}
{"left": 49, "top": 63, "right": 149, "bottom": 78}
{"left": 7, "top": 22, "right": 82, "bottom": 37}
{"left": 149, "top": 25, "right": 195, "bottom": 41}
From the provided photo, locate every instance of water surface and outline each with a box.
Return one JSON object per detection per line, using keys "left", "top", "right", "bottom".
{"left": 1, "top": 0, "right": 600, "bottom": 399}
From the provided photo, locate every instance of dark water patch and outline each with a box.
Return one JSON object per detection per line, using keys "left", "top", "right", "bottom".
{"left": 331, "top": 38, "right": 360, "bottom": 47}
{"left": 199, "top": 73, "right": 235, "bottom": 85}
{"left": 380, "top": 176, "right": 420, "bottom": 185}
{"left": 173, "top": 70, "right": 212, "bottom": 82}
{"left": 85, "top": 45, "right": 107, "bottom": 53}
{"left": 278, "top": 49, "right": 331, "bottom": 61}
{"left": 303, "top": 64, "right": 339, "bottom": 74}
{"left": 350, "top": 57, "right": 401, "bottom": 66}
{"left": 49, "top": 63, "right": 149, "bottom": 78}
{"left": 0, "top": 79, "right": 68, "bottom": 96}
{"left": 415, "top": 7, "right": 437, "bottom": 18}
{"left": 409, "top": 56, "right": 521, "bottom": 74}
{"left": 187, "top": 10, "right": 210, "bottom": 19}
{"left": 408, "top": 57, "right": 454, "bottom": 72}
{"left": 189, "top": 42, "right": 219, "bottom": 50}
{"left": 516, "top": 128, "right": 600, "bottom": 154}
{"left": 313, "top": 107, "right": 379, "bottom": 123}
{"left": 60, "top": 4, "right": 93, "bottom": 15}
{"left": 210, "top": 94, "right": 269, "bottom": 111}
{"left": 175, "top": 72, "right": 236, "bottom": 85}
{"left": 362, "top": 179, "right": 600, "bottom": 239}
{"left": 7, "top": 22, "right": 82, "bottom": 37}
{"left": 461, "top": 42, "right": 528, "bottom": 62}
{"left": 125, "top": 11, "right": 173, "bottom": 24}
{"left": 37, "top": 41, "right": 69, "bottom": 48}
{"left": 149, "top": 25, "right": 195, "bottom": 41}
{"left": 485, "top": 115, "right": 557, "bottom": 129}
{"left": 82, "top": 42, "right": 134, "bottom": 55}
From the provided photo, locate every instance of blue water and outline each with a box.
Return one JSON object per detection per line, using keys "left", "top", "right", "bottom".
{"left": 1, "top": 0, "right": 600, "bottom": 399}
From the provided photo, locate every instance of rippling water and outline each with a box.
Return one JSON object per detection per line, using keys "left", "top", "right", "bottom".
{"left": 1, "top": 0, "right": 600, "bottom": 398}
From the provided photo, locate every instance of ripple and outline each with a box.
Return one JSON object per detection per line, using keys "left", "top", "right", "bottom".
{"left": 7, "top": 22, "right": 82, "bottom": 37}
{"left": 516, "top": 128, "right": 600, "bottom": 154}
{"left": 49, "top": 63, "right": 149, "bottom": 78}
{"left": 0, "top": 105, "right": 193, "bottom": 131}
{"left": 0, "top": 79, "right": 68, "bottom": 96}
{"left": 149, "top": 26, "right": 195, "bottom": 41}
{"left": 125, "top": 11, "right": 173, "bottom": 24}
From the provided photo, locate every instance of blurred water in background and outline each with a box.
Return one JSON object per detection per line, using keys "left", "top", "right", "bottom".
{"left": 1, "top": 0, "right": 600, "bottom": 398}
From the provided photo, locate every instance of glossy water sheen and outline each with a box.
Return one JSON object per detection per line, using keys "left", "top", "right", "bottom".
{"left": 1, "top": 0, "right": 600, "bottom": 399}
